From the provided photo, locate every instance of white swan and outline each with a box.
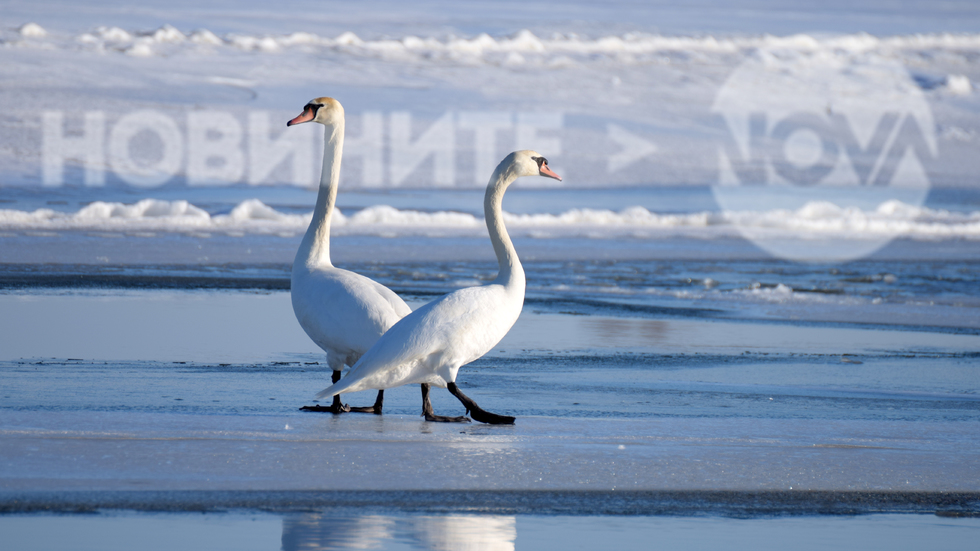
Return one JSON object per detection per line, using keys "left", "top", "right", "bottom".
{"left": 315, "top": 150, "right": 561, "bottom": 424}
{"left": 287, "top": 97, "right": 412, "bottom": 414}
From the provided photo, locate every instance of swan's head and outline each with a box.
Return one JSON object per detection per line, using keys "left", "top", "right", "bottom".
{"left": 503, "top": 150, "right": 562, "bottom": 182}
{"left": 286, "top": 97, "right": 344, "bottom": 127}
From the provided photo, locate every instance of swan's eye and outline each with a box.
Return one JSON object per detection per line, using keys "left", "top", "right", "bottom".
{"left": 307, "top": 103, "right": 322, "bottom": 117}
{"left": 531, "top": 156, "right": 548, "bottom": 168}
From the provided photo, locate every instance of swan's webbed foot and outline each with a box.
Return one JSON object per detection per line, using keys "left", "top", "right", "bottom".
{"left": 348, "top": 390, "right": 384, "bottom": 415}
{"left": 424, "top": 412, "right": 471, "bottom": 423}
{"left": 299, "top": 403, "right": 350, "bottom": 413}
{"left": 421, "top": 383, "right": 471, "bottom": 423}
{"left": 467, "top": 405, "right": 516, "bottom": 425}
{"left": 300, "top": 394, "right": 350, "bottom": 414}
{"left": 447, "top": 382, "right": 515, "bottom": 425}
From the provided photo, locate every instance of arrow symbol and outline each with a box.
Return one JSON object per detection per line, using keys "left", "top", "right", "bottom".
{"left": 607, "top": 124, "right": 658, "bottom": 173}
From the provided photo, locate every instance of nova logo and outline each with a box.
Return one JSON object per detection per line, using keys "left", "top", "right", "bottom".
{"left": 712, "top": 53, "right": 937, "bottom": 261}
{"left": 719, "top": 111, "right": 933, "bottom": 188}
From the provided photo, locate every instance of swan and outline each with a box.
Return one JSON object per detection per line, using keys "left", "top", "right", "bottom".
{"left": 314, "top": 150, "right": 561, "bottom": 424}
{"left": 287, "top": 97, "right": 412, "bottom": 414}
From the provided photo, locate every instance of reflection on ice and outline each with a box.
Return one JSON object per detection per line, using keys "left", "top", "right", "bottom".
{"left": 583, "top": 318, "right": 669, "bottom": 347}
{"left": 412, "top": 516, "right": 515, "bottom": 551}
{"left": 281, "top": 514, "right": 516, "bottom": 551}
{"left": 282, "top": 514, "right": 394, "bottom": 551}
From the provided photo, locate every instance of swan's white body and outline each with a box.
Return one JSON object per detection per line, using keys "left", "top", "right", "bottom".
{"left": 290, "top": 98, "right": 411, "bottom": 380}
{"left": 292, "top": 266, "right": 411, "bottom": 372}
{"left": 317, "top": 150, "right": 559, "bottom": 401}
{"left": 317, "top": 269, "right": 525, "bottom": 392}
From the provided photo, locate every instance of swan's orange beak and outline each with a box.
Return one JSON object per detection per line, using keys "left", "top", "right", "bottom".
{"left": 287, "top": 106, "right": 316, "bottom": 127}
{"left": 539, "top": 164, "right": 562, "bottom": 181}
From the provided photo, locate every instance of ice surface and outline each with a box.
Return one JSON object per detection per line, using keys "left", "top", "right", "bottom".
{"left": 1, "top": 290, "right": 977, "bottom": 497}
{"left": 3, "top": 290, "right": 980, "bottom": 363}
{"left": 2, "top": 512, "right": 979, "bottom": 551}
{"left": 1, "top": 409, "right": 977, "bottom": 493}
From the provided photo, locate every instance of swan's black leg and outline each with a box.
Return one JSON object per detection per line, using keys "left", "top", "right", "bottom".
{"left": 421, "top": 383, "right": 469, "bottom": 423}
{"left": 447, "top": 382, "right": 515, "bottom": 425}
{"left": 300, "top": 370, "right": 350, "bottom": 413}
{"left": 349, "top": 390, "right": 384, "bottom": 415}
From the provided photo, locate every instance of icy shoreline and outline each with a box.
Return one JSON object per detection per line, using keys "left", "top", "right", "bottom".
{"left": 3, "top": 489, "right": 979, "bottom": 516}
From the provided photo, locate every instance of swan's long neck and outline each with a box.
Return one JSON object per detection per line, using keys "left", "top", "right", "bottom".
{"left": 296, "top": 121, "right": 344, "bottom": 269}
{"left": 485, "top": 165, "right": 525, "bottom": 289}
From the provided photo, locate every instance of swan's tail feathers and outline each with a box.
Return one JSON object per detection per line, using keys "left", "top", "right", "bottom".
{"left": 314, "top": 383, "right": 342, "bottom": 400}
{"left": 314, "top": 373, "right": 362, "bottom": 400}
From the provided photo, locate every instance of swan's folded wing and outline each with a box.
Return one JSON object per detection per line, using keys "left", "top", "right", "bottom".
{"left": 294, "top": 268, "right": 410, "bottom": 357}
{"left": 365, "top": 276, "right": 413, "bottom": 319}
{"left": 314, "top": 287, "right": 493, "bottom": 397}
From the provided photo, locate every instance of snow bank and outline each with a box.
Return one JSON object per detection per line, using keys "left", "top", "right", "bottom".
{"left": 2, "top": 199, "right": 978, "bottom": 239}
{"left": 15, "top": 25, "right": 980, "bottom": 66}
